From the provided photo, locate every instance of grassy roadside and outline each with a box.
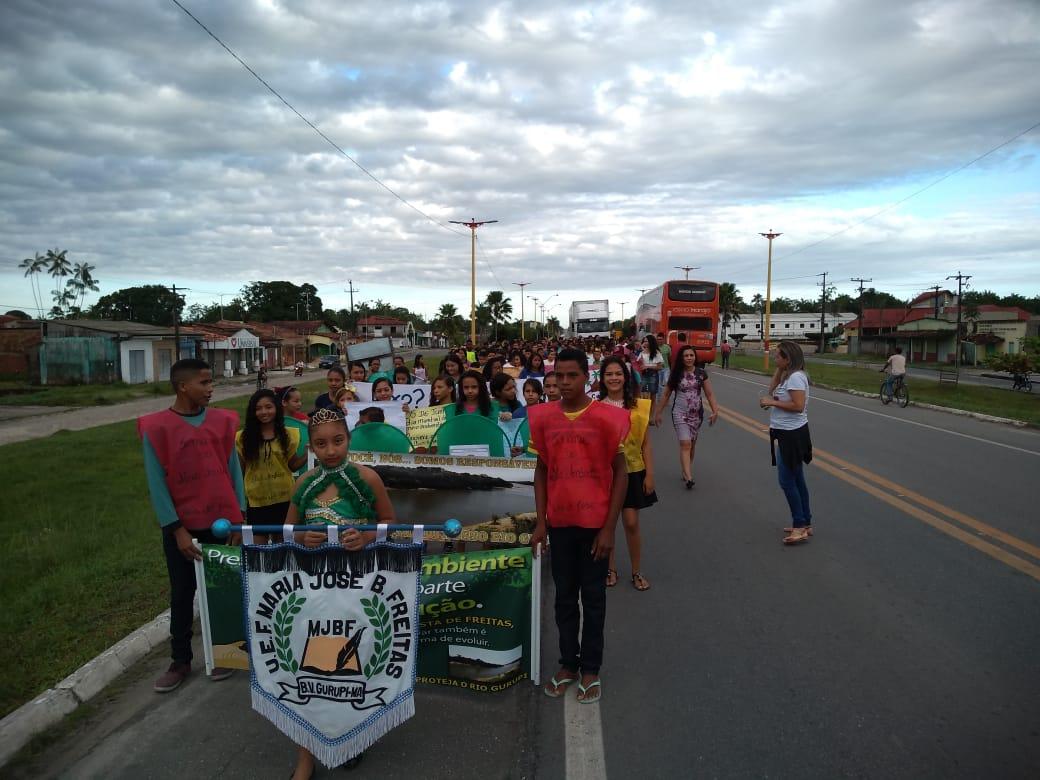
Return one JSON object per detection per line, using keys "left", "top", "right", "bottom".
{"left": 0, "top": 378, "right": 329, "bottom": 719}
{"left": 0, "top": 381, "right": 172, "bottom": 407}
{"left": 728, "top": 354, "right": 1040, "bottom": 426}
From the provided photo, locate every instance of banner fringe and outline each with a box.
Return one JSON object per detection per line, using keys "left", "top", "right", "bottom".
{"left": 244, "top": 543, "right": 421, "bottom": 575}
{"left": 252, "top": 689, "right": 415, "bottom": 768}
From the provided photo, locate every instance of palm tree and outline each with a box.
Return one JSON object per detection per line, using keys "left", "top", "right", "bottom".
{"left": 434, "top": 303, "right": 465, "bottom": 344}
{"left": 482, "top": 290, "right": 513, "bottom": 341}
{"left": 546, "top": 315, "right": 561, "bottom": 338}
{"left": 750, "top": 293, "right": 764, "bottom": 342}
{"left": 71, "top": 262, "right": 100, "bottom": 311}
{"left": 45, "top": 248, "right": 72, "bottom": 316}
{"left": 18, "top": 252, "right": 47, "bottom": 316}
{"left": 718, "top": 282, "right": 744, "bottom": 340}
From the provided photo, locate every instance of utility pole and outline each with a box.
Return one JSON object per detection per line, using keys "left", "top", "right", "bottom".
{"left": 345, "top": 279, "right": 359, "bottom": 336}
{"left": 850, "top": 277, "right": 872, "bottom": 355}
{"left": 302, "top": 290, "right": 312, "bottom": 321}
{"left": 674, "top": 265, "right": 700, "bottom": 280}
{"left": 946, "top": 271, "right": 972, "bottom": 372}
{"left": 817, "top": 272, "right": 829, "bottom": 354}
{"left": 512, "top": 281, "right": 530, "bottom": 339}
{"left": 529, "top": 297, "right": 540, "bottom": 340}
{"left": 929, "top": 284, "right": 941, "bottom": 320}
{"left": 759, "top": 230, "right": 782, "bottom": 370}
{"left": 449, "top": 218, "right": 498, "bottom": 344}
{"left": 620, "top": 301, "right": 627, "bottom": 335}
{"left": 171, "top": 284, "right": 187, "bottom": 361}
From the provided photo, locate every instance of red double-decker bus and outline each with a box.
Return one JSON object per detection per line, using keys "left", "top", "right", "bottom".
{"left": 635, "top": 280, "right": 719, "bottom": 363}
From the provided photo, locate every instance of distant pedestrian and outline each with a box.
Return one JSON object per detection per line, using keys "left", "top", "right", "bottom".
{"left": 138, "top": 359, "right": 245, "bottom": 692}
{"left": 655, "top": 346, "right": 718, "bottom": 489}
{"left": 529, "top": 348, "right": 629, "bottom": 704}
{"left": 759, "top": 341, "right": 813, "bottom": 545}
{"left": 721, "top": 341, "right": 732, "bottom": 369}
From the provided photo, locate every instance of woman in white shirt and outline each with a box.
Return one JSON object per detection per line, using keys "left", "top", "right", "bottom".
{"left": 639, "top": 335, "right": 665, "bottom": 418}
{"left": 759, "top": 341, "right": 813, "bottom": 545}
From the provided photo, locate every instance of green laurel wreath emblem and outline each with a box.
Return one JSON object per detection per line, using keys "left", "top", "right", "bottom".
{"left": 361, "top": 596, "right": 392, "bottom": 679}
{"left": 274, "top": 592, "right": 306, "bottom": 673}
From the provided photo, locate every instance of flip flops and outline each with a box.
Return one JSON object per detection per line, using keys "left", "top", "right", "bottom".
{"left": 606, "top": 569, "right": 619, "bottom": 587}
{"left": 577, "top": 679, "right": 602, "bottom": 704}
{"left": 543, "top": 674, "right": 578, "bottom": 698}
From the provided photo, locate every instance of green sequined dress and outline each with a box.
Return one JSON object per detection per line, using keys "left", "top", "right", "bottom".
{"left": 290, "top": 462, "right": 376, "bottom": 526}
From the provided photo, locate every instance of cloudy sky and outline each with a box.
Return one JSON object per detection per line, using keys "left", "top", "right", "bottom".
{"left": 1, "top": 0, "right": 1038, "bottom": 325}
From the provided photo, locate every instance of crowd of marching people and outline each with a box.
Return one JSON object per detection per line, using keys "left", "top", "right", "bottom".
{"left": 140, "top": 327, "right": 812, "bottom": 777}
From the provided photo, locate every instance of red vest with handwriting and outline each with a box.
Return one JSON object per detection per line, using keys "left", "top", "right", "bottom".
{"left": 137, "top": 408, "right": 243, "bottom": 530}
{"left": 528, "top": 400, "right": 630, "bottom": 529}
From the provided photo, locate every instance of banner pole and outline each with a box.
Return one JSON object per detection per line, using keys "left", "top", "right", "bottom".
{"left": 531, "top": 543, "right": 542, "bottom": 686}
{"left": 211, "top": 519, "right": 462, "bottom": 539}
{"left": 193, "top": 539, "right": 215, "bottom": 676}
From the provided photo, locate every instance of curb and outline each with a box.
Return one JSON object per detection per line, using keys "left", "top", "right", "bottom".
{"left": 731, "top": 368, "right": 1031, "bottom": 429}
{"left": 0, "top": 603, "right": 197, "bottom": 768}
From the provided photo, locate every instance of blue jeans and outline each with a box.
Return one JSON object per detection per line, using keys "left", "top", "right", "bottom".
{"left": 776, "top": 456, "right": 812, "bottom": 527}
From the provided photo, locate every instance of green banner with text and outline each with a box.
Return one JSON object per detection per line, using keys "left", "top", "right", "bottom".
{"left": 199, "top": 544, "right": 534, "bottom": 690}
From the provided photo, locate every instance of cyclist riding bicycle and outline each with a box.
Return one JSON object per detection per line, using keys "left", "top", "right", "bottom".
{"left": 881, "top": 347, "right": 907, "bottom": 394}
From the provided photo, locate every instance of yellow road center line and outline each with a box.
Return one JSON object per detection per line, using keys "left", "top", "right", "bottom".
{"left": 720, "top": 405, "right": 1040, "bottom": 563}
{"left": 718, "top": 408, "right": 1040, "bottom": 583}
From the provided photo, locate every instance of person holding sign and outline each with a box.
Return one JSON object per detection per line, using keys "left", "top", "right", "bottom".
{"left": 283, "top": 407, "right": 398, "bottom": 778}
{"left": 490, "top": 373, "right": 526, "bottom": 421}
{"left": 429, "top": 375, "right": 456, "bottom": 406}
{"left": 138, "top": 359, "right": 246, "bottom": 692}
{"left": 455, "top": 370, "right": 493, "bottom": 417}
{"left": 528, "top": 348, "right": 630, "bottom": 704}
{"left": 313, "top": 366, "right": 346, "bottom": 412}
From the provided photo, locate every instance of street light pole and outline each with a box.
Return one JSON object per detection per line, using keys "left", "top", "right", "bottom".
{"left": 529, "top": 296, "right": 540, "bottom": 340}
{"left": 674, "top": 265, "right": 700, "bottom": 280}
{"left": 512, "top": 281, "right": 530, "bottom": 339}
{"left": 449, "top": 218, "right": 498, "bottom": 345}
{"left": 759, "top": 230, "right": 782, "bottom": 371}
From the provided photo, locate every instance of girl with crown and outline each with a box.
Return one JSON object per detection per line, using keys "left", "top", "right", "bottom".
{"left": 283, "top": 406, "right": 397, "bottom": 778}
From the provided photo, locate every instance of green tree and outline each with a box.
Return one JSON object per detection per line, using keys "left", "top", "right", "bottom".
{"left": 718, "top": 282, "right": 743, "bottom": 339}
{"left": 67, "top": 262, "right": 100, "bottom": 311}
{"left": 482, "top": 290, "right": 513, "bottom": 341}
{"left": 45, "top": 248, "right": 73, "bottom": 317}
{"left": 240, "top": 281, "right": 323, "bottom": 321}
{"left": 89, "top": 285, "right": 184, "bottom": 325}
{"left": 433, "top": 303, "right": 465, "bottom": 344}
{"left": 17, "top": 252, "right": 47, "bottom": 317}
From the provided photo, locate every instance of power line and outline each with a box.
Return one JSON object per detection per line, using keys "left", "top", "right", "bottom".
{"left": 169, "top": 0, "right": 463, "bottom": 237}
{"left": 775, "top": 117, "right": 1040, "bottom": 262}
{"left": 474, "top": 235, "right": 507, "bottom": 289}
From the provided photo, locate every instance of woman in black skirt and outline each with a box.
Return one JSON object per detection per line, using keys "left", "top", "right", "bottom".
{"left": 598, "top": 356, "right": 658, "bottom": 591}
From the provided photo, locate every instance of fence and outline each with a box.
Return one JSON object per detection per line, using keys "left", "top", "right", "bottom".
{"left": 39, "top": 337, "right": 119, "bottom": 385}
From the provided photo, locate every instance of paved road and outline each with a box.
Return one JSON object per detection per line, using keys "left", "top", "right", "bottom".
{"left": 0, "top": 369, "right": 325, "bottom": 447}
{"left": 11, "top": 369, "right": 1040, "bottom": 778}
{"left": 805, "top": 355, "right": 1026, "bottom": 390}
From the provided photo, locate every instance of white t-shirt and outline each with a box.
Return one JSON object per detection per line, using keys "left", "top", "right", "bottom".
{"left": 770, "top": 370, "right": 809, "bottom": 430}
{"left": 640, "top": 350, "right": 665, "bottom": 370}
{"left": 887, "top": 354, "right": 906, "bottom": 376}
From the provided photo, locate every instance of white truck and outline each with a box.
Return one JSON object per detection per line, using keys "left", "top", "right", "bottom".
{"left": 568, "top": 299, "right": 611, "bottom": 339}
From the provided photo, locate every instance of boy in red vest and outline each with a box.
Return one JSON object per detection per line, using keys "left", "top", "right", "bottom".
{"left": 138, "top": 358, "right": 246, "bottom": 692}
{"left": 528, "top": 348, "right": 630, "bottom": 704}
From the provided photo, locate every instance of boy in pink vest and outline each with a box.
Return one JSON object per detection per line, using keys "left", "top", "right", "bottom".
{"left": 529, "top": 348, "right": 630, "bottom": 704}
{"left": 138, "top": 359, "right": 246, "bottom": 692}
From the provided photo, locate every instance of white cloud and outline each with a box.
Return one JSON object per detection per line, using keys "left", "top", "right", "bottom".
{"left": 0, "top": 0, "right": 1037, "bottom": 323}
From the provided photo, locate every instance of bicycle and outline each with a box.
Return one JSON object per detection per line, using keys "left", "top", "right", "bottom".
{"left": 1012, "top": 372, "right": 1033, "bottom": 393}
{"left": 880, "top": 374, "right": 909, "bottom": 407}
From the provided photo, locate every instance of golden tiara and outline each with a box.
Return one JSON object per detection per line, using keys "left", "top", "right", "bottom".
{"left": 310, "top": 407, "right": 345, "bottom": 426}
